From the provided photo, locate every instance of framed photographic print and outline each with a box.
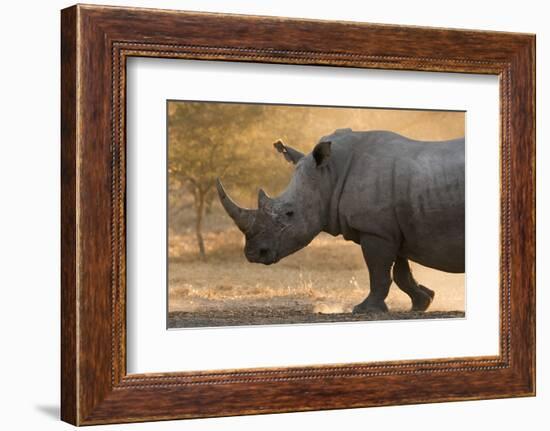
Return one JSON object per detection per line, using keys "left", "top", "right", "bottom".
{"left": 61, "top": 4, "right": 535, "bottom": 425}
{"left": 165, "top": 100, "right": 466, "bottom": 330}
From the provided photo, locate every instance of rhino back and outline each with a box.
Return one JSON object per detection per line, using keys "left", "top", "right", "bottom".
{"left": 325, "top": 130, "right": 465, "bottom": 273}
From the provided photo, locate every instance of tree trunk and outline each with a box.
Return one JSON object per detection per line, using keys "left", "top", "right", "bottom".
{"left": 194, "top": 190, "right": 206, "bottom": 260}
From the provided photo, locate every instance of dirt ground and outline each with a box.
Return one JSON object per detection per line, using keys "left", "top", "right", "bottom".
{"left": 168, "top": 307, "right": 465, "bottom": 328}
{"left": 168, "top": 227, "right": 465, "bottom": 329}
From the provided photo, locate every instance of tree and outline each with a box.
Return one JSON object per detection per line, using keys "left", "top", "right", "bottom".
{"left": 168, "top": 102, "right": 271, "bottom": 259}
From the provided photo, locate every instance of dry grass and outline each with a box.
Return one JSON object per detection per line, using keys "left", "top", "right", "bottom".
{"left": 168, "top": 228, "right": 465, "bottom": 327}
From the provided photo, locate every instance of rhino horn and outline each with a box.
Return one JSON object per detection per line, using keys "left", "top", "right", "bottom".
{"left": 258, "top": 188, "right": 272, "bottom": 209}
{"left": 216, "top": 178, "right": 255, "bottom": 233}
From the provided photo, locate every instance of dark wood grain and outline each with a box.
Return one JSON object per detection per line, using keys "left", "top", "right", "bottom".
{"left": 60, "top": 6, "right": 77, "bottom": 425}
{"left": 61, "top": 4, "right": 535, "bottom": 425}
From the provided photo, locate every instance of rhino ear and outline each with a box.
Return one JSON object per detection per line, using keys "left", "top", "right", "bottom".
{"left": 313, "top": 141, "right": 332, "bottom": 167}
{"left": 273, "top": 139, "right": 304, "bottom": 165}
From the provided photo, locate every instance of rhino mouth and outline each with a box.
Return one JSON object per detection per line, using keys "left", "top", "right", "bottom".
{"left": 245, "top": 247, "right": 280, "bottom": 265}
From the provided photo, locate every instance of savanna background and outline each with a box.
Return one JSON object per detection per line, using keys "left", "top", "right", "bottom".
{"left": 168, "top": 101, "right": 465, "bottom": 328}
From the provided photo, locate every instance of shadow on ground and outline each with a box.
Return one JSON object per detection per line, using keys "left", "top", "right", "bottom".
{"left": 35, "top": 404, "right": 59, "bottom": 420}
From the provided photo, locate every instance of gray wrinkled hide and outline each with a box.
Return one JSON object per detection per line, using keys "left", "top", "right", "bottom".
{"left": 217, "top": 129, "right": 465, "bottom": 313}
{"left": 322, "top": 130, "right": 465, "bottom": 272}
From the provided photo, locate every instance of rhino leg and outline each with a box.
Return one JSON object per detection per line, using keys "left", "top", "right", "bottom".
{"left": 393, "top": 256, "right": 435, "bottom": 312}
{"left": 352, "top": 235, "right": 397, "bottom": 314}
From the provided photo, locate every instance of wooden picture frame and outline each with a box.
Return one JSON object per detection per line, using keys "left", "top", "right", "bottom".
{"left": 61, "top": 4, "right": 535, "bottom": 425}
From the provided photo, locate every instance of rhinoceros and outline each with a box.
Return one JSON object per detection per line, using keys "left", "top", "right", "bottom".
{"left": 216, "top": 129, "right": 465, "bottom": 313}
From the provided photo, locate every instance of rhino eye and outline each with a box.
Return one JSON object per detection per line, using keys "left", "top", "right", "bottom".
{"left": 285, "top": 211, "right": 294, "bottom": 218}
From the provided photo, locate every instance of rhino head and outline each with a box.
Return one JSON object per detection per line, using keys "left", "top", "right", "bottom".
{"left": 216, "top": 139, "right": 332, "bottom": 265}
